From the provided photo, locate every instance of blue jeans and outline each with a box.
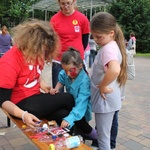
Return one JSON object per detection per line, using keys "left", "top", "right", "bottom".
{"left": 89, "top": 50, "right": 96, "bottom": 68}
{"left": 52, "top": 62, "right": 64, "bottom": 92}
{"left": 110, "top": 110, "right": 119, "bottom": 149}
{"left": 84, "top": 50, "right": 90, "bottom": 69}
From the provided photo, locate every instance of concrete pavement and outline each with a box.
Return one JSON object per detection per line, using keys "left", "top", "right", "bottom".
{"left": 0, "top": 56, "right": 150, "bottom": 150}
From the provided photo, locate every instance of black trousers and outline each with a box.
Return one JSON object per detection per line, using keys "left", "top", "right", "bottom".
{"left": 17, "top": 93, "right": 92, "bottom": 134}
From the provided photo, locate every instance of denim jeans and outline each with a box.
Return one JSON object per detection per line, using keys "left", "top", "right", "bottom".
{"left": 110, "top": 110, "right": 119, "bottom": 149}
{"left": 52, "top": 62, "right": 64, "bottom": 92}
{"left": 89, "top": 50, "right": 96, "bottom": 68}
{"left": 84, "top": 50, "right": 90, "bottom": 69}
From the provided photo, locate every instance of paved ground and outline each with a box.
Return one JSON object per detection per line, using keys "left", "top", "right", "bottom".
{"left": 0, "top": 57, "right": 150, "bottom": 150}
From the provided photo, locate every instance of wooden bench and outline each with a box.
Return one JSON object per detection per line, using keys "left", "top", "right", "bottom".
{"left": 1, "top": 109, "right": 92, "bottom": 150}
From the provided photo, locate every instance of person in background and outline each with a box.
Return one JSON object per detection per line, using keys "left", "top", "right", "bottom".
{"left": 84, "top": 43, "right": 90, "bottom": 70}
{"left": 89, "top": 34, "right": 97, "bottom": 68}
{"left": 50, "top": 48, "right": 97, "bottom": 140}
{"left": 0, "top": 25, "right": 12, "bottom": 55}
{"left": 0, "top": 19, "right": 75, "bottom": 129}
{"left": 90, "top": 12, "right": 127, "bottom": 150}
{"left": 126, "top": 32, "right": 136, "bottom": 55}
{"left": 50, "top": 0, "right": 90, "bottom": 90}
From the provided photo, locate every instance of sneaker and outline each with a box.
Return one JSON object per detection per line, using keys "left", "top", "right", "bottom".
{"left": 111, "top": 149, "right": 115, "bottom": 150}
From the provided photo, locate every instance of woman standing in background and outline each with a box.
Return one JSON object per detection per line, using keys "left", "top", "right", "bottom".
{"left": 0, "top": 26, "right": 12, "bottom": 54}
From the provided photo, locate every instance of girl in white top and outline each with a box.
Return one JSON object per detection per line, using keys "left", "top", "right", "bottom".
{"left": 90, "top": 12, "right": 127, "bottom": 150}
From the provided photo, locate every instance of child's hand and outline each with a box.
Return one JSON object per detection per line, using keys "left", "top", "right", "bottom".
{"left": 60, "top": 120, "right": 70, "bottom": 128}
{"left": 50, "top": 88, "right": 59, "bottom": 95}
{"left": 96, "top": 84, "right": 113, "bottom": 99}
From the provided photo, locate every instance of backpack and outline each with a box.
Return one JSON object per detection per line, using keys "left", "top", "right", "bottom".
{"left": 126, "top": 49, "right": 135, "bottom": 80}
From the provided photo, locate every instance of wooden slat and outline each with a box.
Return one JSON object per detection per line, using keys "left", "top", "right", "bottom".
{"left": 1, "top": 109, "right": 92, "bottom": 150}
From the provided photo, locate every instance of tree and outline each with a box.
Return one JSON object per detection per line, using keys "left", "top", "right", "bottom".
{"left": 0, "top": 0, "right": 40, "bottom": 28}
{"left": 107, "top": 0, "right": 150, "bottom": 53}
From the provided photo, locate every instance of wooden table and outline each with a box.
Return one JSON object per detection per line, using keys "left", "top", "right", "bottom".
{"left": 2, "top": 109, "right": 92, "bottom": 150}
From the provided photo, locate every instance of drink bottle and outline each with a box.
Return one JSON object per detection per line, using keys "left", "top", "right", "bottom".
{"left": 49, "top": 135, "right": 83, "bottom": 150}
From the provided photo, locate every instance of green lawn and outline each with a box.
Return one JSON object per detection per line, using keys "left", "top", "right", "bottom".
{"left": 135, "top": 53, "right": 150, "bottom": 58}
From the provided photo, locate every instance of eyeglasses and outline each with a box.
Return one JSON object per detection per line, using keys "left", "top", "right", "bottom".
{"left": 59, "top": 1, "right": 74, "bottom": 7}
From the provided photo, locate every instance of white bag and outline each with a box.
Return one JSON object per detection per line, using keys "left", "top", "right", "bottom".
{"left": 126, "top": 49, "right": 135, "bottom": 80}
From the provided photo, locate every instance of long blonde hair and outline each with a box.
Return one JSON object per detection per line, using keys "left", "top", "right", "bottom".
{"left": 12, "top": 18, "right": 60, "bottom": 66}
{"left": 91, "top": 12, "right": 127, "bottom": 85}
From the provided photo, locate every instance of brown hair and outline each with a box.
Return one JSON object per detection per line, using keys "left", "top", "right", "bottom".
{"left": 1, "top": 25, "right": 9, "bottom": 34}
{"left": 61, "top": 47, "right": 83, "bottom": 67}
{"left": 90, "top": 12, "right": 127, "bottom": 85}
{"left": 11, "top": 19, "right": 60, "bottom": 66}
{"left": 1, "top": 25, "right": 7, "bottom": 30}
{"left": 130, "top": 32, "right": 135, "bottom": 37}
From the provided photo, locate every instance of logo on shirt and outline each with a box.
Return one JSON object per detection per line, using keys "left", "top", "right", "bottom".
{"left": 74, "top": 26, "right": 80, "bottom": 32}
{"left": 72, "top": 20, "right": 78, "bottom": 25}
{"left": 23, "top": 65, "right": 41, "bottom": 88}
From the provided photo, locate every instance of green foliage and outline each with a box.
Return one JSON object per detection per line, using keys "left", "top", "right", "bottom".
{"left": 107, "top": 0, "right": 150, "bottom": 53}
{"left": 0, "top": 0, "right": 40, "bottom": 27}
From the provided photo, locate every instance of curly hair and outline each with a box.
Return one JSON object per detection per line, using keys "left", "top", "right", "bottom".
{"left": 11, "top": 18, "right": 60, "bottom": 65}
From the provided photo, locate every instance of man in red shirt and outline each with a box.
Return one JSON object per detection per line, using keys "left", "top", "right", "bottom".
{"left": 50, "top": 0, "right": 90, "bottom": 89}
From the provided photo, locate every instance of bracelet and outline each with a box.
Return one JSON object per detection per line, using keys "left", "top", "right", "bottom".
{"left": 22, "top": 111, "right": 28, "bottom": 123}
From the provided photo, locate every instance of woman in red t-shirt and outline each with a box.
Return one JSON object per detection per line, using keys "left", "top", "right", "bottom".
{"left": 0, "top": 19, "right": 75, "bottom": 129}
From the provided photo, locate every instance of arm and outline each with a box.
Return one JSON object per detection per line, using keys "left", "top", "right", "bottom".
{"left": 61, "top": 77, "right": 91, "bottom": 128}
{"left": 0, "top": 88, "right": 40, "bottom": 128}
{"left": 82, "top": 33, "right": 89, "bottom": 50}
{"left": 39, "top": 76, "right": 51, "bottom": 93}
{"left": 98, "top": 60, "right": 120, "bottom": 99}
{"left": 49, "top": 82, "right": 63, "bottom": 95}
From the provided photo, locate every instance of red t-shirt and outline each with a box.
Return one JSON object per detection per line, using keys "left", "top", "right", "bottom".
{"left": 0, "top": 46, "right": 41, "bottom": 104}
{"left": 50, "top": 10, "right": 90, "bottom": 61}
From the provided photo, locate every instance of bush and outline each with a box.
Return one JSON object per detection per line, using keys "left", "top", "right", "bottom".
{"left": 107, "top": 0, "right": 150, "bottom": 53}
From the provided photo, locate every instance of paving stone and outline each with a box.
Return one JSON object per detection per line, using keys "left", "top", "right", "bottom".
{"left": 9, "top": 137, "right": 28, "bottom": 147}
{"left": 0, "top": 138, "right": 9, "bottom": 146}
{"left": 140, "top": 138, "right": 150, "bottom": 148}
{"left": 22, "top": 143, "right": 39, "bottom": 150}
{"left": 126, "top": 128, "right": 143, "bottom": 137}
{"left": 0, "top": 57, "right": 150, "bottom": 150}
{"left": 3, "top": 144, "right": 14, "bottom": 150}
{"left": 0, "top": 147, "right": 4, "bottom": 150}
{"left": 141, "top": 147, "right": 150, "bottom": 150}
{"left": 124, "top": 140, "right": 143, "bottom": 150}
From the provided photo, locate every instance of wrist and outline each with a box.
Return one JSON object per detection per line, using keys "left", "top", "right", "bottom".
{"left": 22, "top": 111, "right": 28, "bottom": 123}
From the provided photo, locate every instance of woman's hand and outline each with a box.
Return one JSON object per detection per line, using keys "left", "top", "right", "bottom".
{"left": 23, "top": 112, "right": 41, "bottom": 128}
{"left": 2, "top": 101, "right": 41, "bottom": 129}
{"left": 60, "top": 120, "right": 70, "bottom": 128}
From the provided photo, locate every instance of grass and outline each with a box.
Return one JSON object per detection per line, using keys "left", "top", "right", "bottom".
{"left": 135, "top": 53, "right": 150, "bottom": 58}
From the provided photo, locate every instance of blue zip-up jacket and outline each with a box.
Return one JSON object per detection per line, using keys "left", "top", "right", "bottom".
{"left": 58, "top": 68, "right": 92, "bottom": 128}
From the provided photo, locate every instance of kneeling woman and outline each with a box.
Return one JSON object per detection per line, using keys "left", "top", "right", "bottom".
{"left": 0, "top": 19, "right": 75, "bottom": 129}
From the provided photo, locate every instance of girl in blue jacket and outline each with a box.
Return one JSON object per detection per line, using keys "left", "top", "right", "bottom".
{"left": 50, "top": 47, "right": 97, "bottom": 140}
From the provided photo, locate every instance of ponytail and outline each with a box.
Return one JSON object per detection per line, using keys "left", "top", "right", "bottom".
{"left": 115, "top": 24, "right": 127, "bottom": 86}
